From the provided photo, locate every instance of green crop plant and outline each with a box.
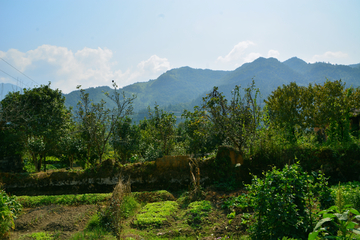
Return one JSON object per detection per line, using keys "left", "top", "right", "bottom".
{"left": 17, "top": 193, "right": 111, "bottom": 207}
{"left": 133, "top": 201, "right": 179, "bottom": 229}
{"left": 186, "top": 200, "right": 212, "bottom": 229}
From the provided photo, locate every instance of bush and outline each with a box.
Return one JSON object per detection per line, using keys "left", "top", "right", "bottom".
{"left": 0, "top": 189, "right": 22, "bottom": 239}
{"left": 246, "top": 163, "right": 329, "bottom": 240}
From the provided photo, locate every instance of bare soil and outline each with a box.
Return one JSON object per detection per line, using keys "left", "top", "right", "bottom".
{"left": 9, "top": 189, "right": 249, "bottom": 240}
{"left": 11, "top": 205, "right": 97, "bottom": 240}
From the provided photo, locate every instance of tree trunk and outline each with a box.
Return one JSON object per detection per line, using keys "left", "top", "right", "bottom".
{"left": 43, "top": 153, "right": 47, "bottom": 172}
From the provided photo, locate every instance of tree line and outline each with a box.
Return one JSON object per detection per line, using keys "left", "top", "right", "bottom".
{"left": 0, "top": 79, "right": 359, "bottom": 172}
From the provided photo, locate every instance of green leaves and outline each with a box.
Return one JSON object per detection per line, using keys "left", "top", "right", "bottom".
{"left": 309, "top": 204, "right": 360, "bottom": 239}
{"left": 201, "top": 80, "right": 261, "bottom": 152}
{"left": 247, "top": 163, "right": 328, "bottom": 240}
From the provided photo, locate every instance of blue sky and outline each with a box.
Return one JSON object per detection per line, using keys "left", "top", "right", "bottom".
{"left": 1, "top": 0, "right": 359, "bottom": 93}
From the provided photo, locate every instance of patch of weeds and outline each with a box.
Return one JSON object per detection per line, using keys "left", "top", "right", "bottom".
{"left": 70, "top": 228, "right": 114, "bottom": 240}
{"left": 121, "top": 195, "right": 140, "bottom": 219}
{"left": 222, "top": 193, "right": 253, "bottom": 216}
{"left": 19, "top": 231, "right": 54, "bottom": 240}
{"left": 132, "top": 190, "right": 176, "bottom": 203}
{"left": 331, "top": 181, "right": 360, "bottom": 211}
{"left": 133, "top": 201, "right": 179, "bottom": 229}
{"left": 69, "top": 213, "right": 115, "bottom": 240}
{"left": 86, "top": 213, "right": 102, "bottom": 231}
{"left": 186, "top": 200, "right": 212, "bottom": 229}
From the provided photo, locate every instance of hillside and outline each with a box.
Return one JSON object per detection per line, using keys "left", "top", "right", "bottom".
{"left": 1, "top": 57, "right": 360, "bottom": 119}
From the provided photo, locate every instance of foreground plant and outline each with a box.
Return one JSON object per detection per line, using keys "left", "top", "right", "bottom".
{"left": 308, "top": 205, "right": 360, "bottom": 240}
{"left": 247, "top": 163, "right": 329, "bottom": 240}
{"left": 0, "top": 189, "right": 22, "bottom": 239}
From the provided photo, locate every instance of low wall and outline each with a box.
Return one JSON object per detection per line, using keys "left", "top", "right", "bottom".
{"left": 0, "top": 149, "right": 242, "bottom": 196}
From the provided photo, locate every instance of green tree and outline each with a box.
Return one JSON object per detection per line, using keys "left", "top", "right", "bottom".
{"left": 139, "top": 105, "right": 176, "bottom": 160}
{"left": 147, "top": 104, "right": 176, "bottom": 156}
{"left": 111, "top": 116, "right": 141, "bottom": 163}
{"left": 266, "top": 80, "right": 360, "bottom": 144}
{"left": 201, "top": 80, "right": 261, "bottom": 153}
{"left": 265, "top": 82, "right": 307, "bottom": 143}
{"left": 311, "top": 80, "right": 360, "bottom": 143}
{"left": 182, "top": 107, "right": 223, "bottom": 156}
{"left": 1, "top": 83, "right": 68, "bottom": 172}
{"left": 75, "top": 82, "right": 136, "bottom": 165}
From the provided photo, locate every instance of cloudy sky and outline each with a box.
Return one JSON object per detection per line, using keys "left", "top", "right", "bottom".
{"left": 1, "top": 0, "right": 359, "bottom": 93}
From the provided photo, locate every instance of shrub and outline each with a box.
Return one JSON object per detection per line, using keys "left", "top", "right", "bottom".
{"left": 246, "top": 163, "right": 329, "bottom": 240}
{"left": 0, "top": 189, "right": 22, "bottom": 239}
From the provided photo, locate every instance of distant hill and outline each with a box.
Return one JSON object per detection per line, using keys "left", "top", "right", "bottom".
{"left": 2, "top": 57, "right": 360, "bottom": 122}
{"left": 0, "top": 83, "right": 23, "bottom": 101}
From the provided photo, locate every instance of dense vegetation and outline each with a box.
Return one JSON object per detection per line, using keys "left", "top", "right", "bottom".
{"left": 1, "top": 71, "right": 360, "bottom": 239}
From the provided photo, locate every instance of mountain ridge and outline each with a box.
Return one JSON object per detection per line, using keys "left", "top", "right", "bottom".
{"left": 1, "top": 57, "right": 360, "bottom": 121}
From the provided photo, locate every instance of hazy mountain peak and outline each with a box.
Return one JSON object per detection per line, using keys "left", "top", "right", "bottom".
{"left": 283, "top": 57, "right": 310, "bottom": 74}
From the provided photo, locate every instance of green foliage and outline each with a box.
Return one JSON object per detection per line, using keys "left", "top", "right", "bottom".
{"left": 309, "top": 205, "right": 360, "bottom": 240}
{"left": 17, "top": 193, "right": 110, "bottom": 207}
{"left": 139, "top": 105, "right": 177, "bottom": 160}
{"left": 222, "top": 193, "right": 254, "bottom": 216}
{"left": 111, "top": 116, "right": 141, "bottom": 163}
{"left": 181, "top": 108, "right": 223, "bottom": 156}
{"left": 246, "top": 163, "right": 329, "bottom": 240}
{"left": 132, "top": 190, "right": 176, "bottom": 203}
{"left": 0, "top": 189, "right": 22, "bottom": 239}
{"left": 201, "top": 80, "right": 261, "bottom": 152}
{"left": 1, "top": 83, "right": 69, "bottom": 172}
{"left": 265, "top": 82, "right": 306, "bottom": 143}
{"left": 133, "top": 201, "right": 179, "bottom": 229}
{"left": 75, "top": 82, "right": 136, "bottom": 165}
{"left": 185, "top": 200, "right": 212, "bottom": 228}
{"left": 331, "top": 182, "right": 360, "bottom": 211}
{"left": 19, "top": 231, "right": 55, "bottom": 240}
{"left": 265, "top": 80, "right": 360, "bottom": 145}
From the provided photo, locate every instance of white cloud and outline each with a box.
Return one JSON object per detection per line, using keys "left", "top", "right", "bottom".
{"left": 243, "top": 52, "right": 262, "bottom": 63}
{"left": 0, "top": 45, "right": 171, "bottom": 93}
{"left": 310, "top": 51, "right": 349, "bottom": 63}
{"left": 216, "top": 41, "right": 281, "bottom": 69}
{"left": 217, "top": 41, "right": 256, "bottom": 63}
{"left": 267, "top": 50, "right": 280, "bottom": 59}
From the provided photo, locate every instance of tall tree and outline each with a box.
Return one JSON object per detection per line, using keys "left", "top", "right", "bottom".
{"left": 111, "top": 116, "right": 140, "bottom": 163}
{"left": 265, "top": 80, "right": 360, "bottom": 143}
{"left": 265, "top": 82, "right": 306, "bottom": 142}
{"left": 182, "top": 107, "right": 223, "bottom": 156}
{"left": 75, "top": 82, "right": 136, "bottom": 165}
{"left": 201, "top": 80, "right": 261, "bottom": 152}
{"left": 1, "top": 83, "right": 68, "bottom": 172}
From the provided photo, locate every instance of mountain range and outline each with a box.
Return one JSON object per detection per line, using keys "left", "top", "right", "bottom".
{"left": 2, "top": 57, "right": 360, "bottom": 121}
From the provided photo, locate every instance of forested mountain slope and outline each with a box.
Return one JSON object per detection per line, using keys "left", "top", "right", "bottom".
{"left": 2, "top": 57, "right": 360, "bottom": 117}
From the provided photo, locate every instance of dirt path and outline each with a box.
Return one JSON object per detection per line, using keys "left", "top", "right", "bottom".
{"left": 11, "top": 205, "right": 97, "bottom": 240}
